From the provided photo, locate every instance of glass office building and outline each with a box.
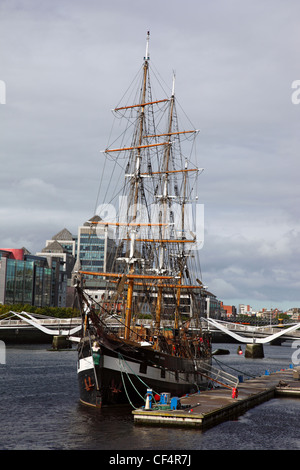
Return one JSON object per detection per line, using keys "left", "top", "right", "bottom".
{"left": 0, "top": 217, "right": 117, "bottom": 307}
{"left": 75, "top": 216, "right": 115, "bottom": 283}
{"left": 79, "top": 231, "right": 105, "bottom": 271}
{"left": 0, "top": 250, "right": 56, "bottom": 307}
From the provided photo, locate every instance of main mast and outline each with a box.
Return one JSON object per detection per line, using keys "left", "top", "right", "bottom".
{"left": 155, "top": 74, "right": 176, "bottom": 331}
{"left": 124, "top": 31, "right": 150, "bottom": 339}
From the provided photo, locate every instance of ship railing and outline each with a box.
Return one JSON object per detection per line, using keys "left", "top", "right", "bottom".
{"left": 196, "top": 362, "right": 239, "bottom": 390}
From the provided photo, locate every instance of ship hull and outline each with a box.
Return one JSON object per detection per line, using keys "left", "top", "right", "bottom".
{"left": 77, "top": 338, "right": 211, "bottom": 408}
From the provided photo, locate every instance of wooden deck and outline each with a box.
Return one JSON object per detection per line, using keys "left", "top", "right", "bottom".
{"left": 133, "top": 367, "right": 300, "bottom": 428}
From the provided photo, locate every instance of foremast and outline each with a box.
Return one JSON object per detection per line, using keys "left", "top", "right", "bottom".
{"left": 156, "top": 72, "right": 176, "bottom": 332}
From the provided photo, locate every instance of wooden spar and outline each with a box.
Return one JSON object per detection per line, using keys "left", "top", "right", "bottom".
{"left": 108, "top": 280, "right": 202, "bottom": 289}
{"left": 122, "top": 238, "right": 196, "bottom": 243}
{"left": 143, "top": 130, "right": 198, "bottom": 138}
{"left": 103, "top": 142, "right": 170, "bottom": 153}
{"left": 181, "top": 161, "right": 188, "bottom": 232}
{"left": 175, "top": 275, "right": 182, "bottom": 330}
{"left": 114, "top": 98, "right": 169, "bottom": 111}
{"left": 140, "top": 168, "right": 200, "bottom": 176}
{"left": 79, "top": 270, "right": 174, "bottom": 280}
{"left": 124, "top": 279, "right": 134, "bottom": 340}
{"left": 84, "top": 310, "right": 88, "bottom": 335}
{"left": 78, "top": 271, "right": 202, "bottom": 289}
{"left": 155, "top": 282, "right": 163, "bottom": 332}
{"left": 90, "top": 222, "right": 169, "bottom": 226}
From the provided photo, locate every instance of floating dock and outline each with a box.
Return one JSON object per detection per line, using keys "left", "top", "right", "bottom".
{"left": 133, "top": 366, "right": 300, "bottom": 428}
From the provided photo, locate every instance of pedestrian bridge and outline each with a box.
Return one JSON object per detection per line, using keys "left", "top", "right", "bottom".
{"left": 0, "top": 311, "right": 82, "bottom": 341}
{"left": 203, "top": 318, "right": 300, "bottom": 344}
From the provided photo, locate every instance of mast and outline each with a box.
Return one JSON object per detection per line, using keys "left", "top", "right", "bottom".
{"left": 154, "top": 73, "right": 176, "bottom": 331}
{"left": 160, "top": 72, "right": 176, "bottom": 270}
{"left": 174, "top": 160, "right": 188, "bottom": 330}
{"left": 130, "top": 31, "right": 149, "bottom": 243}
{"left": 124, "top": 31, "right": 150, "bottom": 340}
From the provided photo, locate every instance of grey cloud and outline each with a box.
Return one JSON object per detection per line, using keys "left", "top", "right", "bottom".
{"left": 1, "top": 0, "right": 300, "bottom": 309}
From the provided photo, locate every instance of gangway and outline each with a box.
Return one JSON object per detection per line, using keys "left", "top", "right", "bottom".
{"left": 197, "top": 361, "right": 239, "bottom": 391}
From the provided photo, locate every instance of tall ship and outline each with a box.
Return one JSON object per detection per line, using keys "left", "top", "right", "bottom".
{"left": 75, "top": 32, "right": 212, "bottom": 408}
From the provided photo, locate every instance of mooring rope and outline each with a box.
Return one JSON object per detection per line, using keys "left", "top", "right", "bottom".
{"left": 119, "top": 366, "right": 138, "bottom": 409}
{"left": 118, "top": 352, "right": 162, "bottom": 408}
{"left": 118, "top": 354, "right": 145, "bottom": 401}
{"left": 118, "top": 353, "right": 152, "bottom": 409}
{"left": 213, "top": 356, "right": 257, "bottom": 378}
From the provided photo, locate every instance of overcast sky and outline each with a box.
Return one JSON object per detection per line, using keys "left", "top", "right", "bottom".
{"left": 1, "top": 0, "right": 300, "bottom": 311}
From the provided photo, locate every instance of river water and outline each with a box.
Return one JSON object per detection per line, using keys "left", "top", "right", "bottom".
{"left": 0, "top": 341, "right": 300, "bottom": 451}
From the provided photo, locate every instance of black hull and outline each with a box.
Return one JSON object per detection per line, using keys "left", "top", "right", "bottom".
{"left": 77, "top": 338, "right": 211, "bottom": 408}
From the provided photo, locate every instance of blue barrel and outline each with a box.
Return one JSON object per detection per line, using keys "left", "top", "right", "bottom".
{"left": 160, "top": 393, "right": 167, "bottom": 404}
{"left": 170, "top": 397, "right": 180, "bottom": 410}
